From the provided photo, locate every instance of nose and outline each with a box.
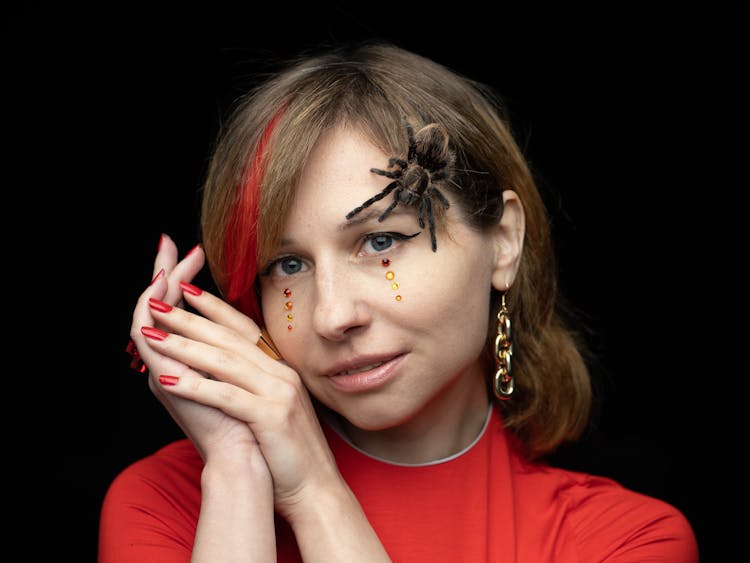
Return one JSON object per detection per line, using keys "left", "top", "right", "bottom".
{"left": 312, "top": 263, "right": 371, "bottom": 341}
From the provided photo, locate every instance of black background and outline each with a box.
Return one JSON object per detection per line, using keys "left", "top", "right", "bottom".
{"left": 5, "top": 3, "right": 742, "bottom": 560}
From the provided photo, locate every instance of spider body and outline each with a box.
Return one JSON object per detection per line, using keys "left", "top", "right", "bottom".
{"left": 346, "top": 119, "right": 454, "bottom": 251}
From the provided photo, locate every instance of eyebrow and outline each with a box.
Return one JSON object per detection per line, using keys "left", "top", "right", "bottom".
{"left": 277, "top": 206, "right": 410, "bottom": 247}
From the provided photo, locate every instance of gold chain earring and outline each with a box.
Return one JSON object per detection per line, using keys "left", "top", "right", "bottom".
{"left": 494, "top": 291, "right": 514, "bottom": 400}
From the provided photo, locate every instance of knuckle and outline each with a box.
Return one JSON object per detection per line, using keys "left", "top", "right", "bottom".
{"left": 181, "top": 376, "right": 205, "bottom": 394}
{"left": 275, "top": 376, "right": 303, "bottom": 405}
{"left": 214, "top": 348, "right": 238, "bottom": 369}
{"left": 216, "top": 382, "right": 239, "bottom": 403}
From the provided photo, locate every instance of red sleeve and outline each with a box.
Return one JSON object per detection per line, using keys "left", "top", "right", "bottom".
{"left": 568, "top": 475, "right": 699, "bottom": 562}
{"left": 98, "top": 440, "right": 203, "bottom": 563}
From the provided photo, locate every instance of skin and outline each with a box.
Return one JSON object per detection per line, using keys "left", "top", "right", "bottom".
{"left": 130, "top": 124, "right": 525, "bottom": 561}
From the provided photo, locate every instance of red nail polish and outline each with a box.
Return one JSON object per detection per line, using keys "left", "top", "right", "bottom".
{"left": 125, "top": 339, "right": 147, "bottom": 373}
{"left": 179, "top": 281, "right": 203, "bottom": 296}
{"left": 150, "top": 269, "right": 165, "bottom": 286}
{"left": 148, "top": 298, "right": 173, "bottom": 313}
{"left": 141, "top": 326, "right": 169, "bottom": 341}
{"left": 158, "top": 375, "right": 179, "bottom": 386}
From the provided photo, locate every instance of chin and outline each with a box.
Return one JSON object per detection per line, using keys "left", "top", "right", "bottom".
{"left": 336, "top": 400, "right": 419, "bottom": 432}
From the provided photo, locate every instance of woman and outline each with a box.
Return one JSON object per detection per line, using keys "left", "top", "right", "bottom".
{"left": 100, "top": 42, "right": 698, "bottom": 561}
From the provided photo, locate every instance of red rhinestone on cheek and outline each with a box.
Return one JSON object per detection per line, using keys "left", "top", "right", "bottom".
{"left": 381, "top": 258, "right": 390, "bottom": 267}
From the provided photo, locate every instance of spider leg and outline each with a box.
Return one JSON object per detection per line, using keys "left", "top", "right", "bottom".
{"left": 388, "top": 157, "right": 408, "bottom": 169}
{"left": 378, "top": 189, "right": 403, "bottom": 221}
{"left": 402, "top": 117, "right": 417, "bottom": 162}
{"left": 346, "top": 182, "right": 399, "bottom": 219}
{"left": 371, "top": 167, "right": 403, "bottom": 180}
{"left": 425, "top": 197, "right": 437, "bottom": 251}
{"left": 417, "top": 197, "right": 426, "bottom": 228}
{"left": 432, "top": 187, "right": 451, "bottom": 209}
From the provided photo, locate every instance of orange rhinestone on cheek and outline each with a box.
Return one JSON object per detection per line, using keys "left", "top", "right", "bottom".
{"left": 384, "top": 267, "right": 402, "bottom": 301}
{"left": 283, "top": 288, "right": 293, "bottom": 330}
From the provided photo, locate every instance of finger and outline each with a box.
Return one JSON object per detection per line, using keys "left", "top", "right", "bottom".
{"left": 145, "top": 374, "right": 216, "bottom": 462}
{"left": 148, "top": 296, "right": 280, "bottom": 371}
{"left": 163, "top": 243, "right": 205, "bottom": 307}
{"left": 152, "top": 233, "right": 179, "bottom": 281}
{"left": 151, "top": 374, "right": 274, "bottom": 427}
{"left": 178, "top": 281, "right": 265, "bottom": 346}
{"left": 133, "top": 296, "right": 208, "bottom": 387}
{"left": 140, "top": 326, "right": 290, "bottom": 396}
{"left": 129, "top": 272, "right": 184, "bottom": 375}
{"left": 176, "top": 283, "right": 284, "bottom": 364}
{"left": 128, "top": 237, "right": 205, "bottom": 371}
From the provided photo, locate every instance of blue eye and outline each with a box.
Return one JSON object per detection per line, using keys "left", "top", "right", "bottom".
{"left": 366, "top": 234, "right": 394, "bottom": 252}
{"left": 262, "top": 255, "right": 307, "bottom": 278}
{"left": 279, "top": 257, "right": 303, "bottom": 275}
{"left": 362, "top": 232, "right": 421, "bottom": 255}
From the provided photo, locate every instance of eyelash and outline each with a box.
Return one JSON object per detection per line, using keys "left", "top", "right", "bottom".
{"left": 261, "top": 231, "right": 420, "bottom": 278}
{"left": 361, "top": 231, "right": 420, "bottom": 255}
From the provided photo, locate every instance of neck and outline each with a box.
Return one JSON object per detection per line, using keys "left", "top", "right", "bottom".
{"left": 337, "top": 367, "right": 490, "bottom": 464}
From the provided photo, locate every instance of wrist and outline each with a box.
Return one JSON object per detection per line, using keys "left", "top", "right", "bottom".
{"left": 284, "top": 475, "right": 354, "bottom": 527}
{"left": 201, "top": 449, "right": 271, "bottom": 489}
{"left": 285, "top": 478, "right": 390, "bottom": 561}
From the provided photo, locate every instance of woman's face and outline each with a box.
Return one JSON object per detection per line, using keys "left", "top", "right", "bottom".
{"left": 259, "top": 125, "right": 501, "bottom": 431}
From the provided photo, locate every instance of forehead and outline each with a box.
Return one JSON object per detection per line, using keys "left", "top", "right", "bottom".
{"left": 302, "top": 125, "right": 384, "bottom": 180}
{"left": 290, "top": 126, "right": 392, "bottom": 218}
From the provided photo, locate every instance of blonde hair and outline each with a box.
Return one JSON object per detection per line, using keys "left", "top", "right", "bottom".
{"left": 200, "top": 41, "right": 592, "bottom": 459}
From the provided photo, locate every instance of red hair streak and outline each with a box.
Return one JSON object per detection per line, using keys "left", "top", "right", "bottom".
{"left": 223, "top": 111, "right": 282, "bottom": 323}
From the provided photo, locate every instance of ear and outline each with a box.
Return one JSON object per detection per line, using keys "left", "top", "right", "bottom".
{"left": 491, "top": 190, "right": 525, "bottom": 291}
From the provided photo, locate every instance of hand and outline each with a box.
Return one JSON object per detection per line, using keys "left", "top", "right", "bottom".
{"left": 131, "top": 235, "right": 342, "bottom": 520}
{"left": 129, "top": 234, "right": 265, "bottom": 469}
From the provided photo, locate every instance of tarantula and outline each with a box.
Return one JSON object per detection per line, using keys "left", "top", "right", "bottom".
{"left": 345, "top": 118, "right": 454, "bottom": 251}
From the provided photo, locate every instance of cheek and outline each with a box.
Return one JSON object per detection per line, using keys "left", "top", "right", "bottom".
{"left": 376, "top": 259, "right": 407, "bottom": 303}
{"left": 401, "top": 248, "right": 490, "bottom": 299}
{"left": 260, "top": 284, "right": 299, "bottom": 346}
{"left": 396, "top": 247, "right": 493, "bottom": 327}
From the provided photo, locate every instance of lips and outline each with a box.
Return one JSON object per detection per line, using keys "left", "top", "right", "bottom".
{"left": 325, "top": 354, "right": 405, "bottom": 392}
{"left": 338, "top": 361, "right": 386, "bottom": 376}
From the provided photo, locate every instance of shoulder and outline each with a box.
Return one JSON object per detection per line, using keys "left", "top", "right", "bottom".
{"left": 99, "top": 439, "right": 203, "bottom": 556}
{"left": 513, "top": 458, "right": 699, "bottom": 561}
{"left": 105, "top": 438, "right": 203, "bottom": 496}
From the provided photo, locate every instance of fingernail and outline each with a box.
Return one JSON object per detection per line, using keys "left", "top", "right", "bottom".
{"left": 158, "top": 375, "right": 179, "bottom": 386}
{"left": 148, "top": 298, "right": 173, "bottom": 313}
{"left": 141, "top": 326, "right": 169, "bottom": 341}
{"left": 179, "top": 281, "right": 203, "bottom": 296}
{"left": 150, "top": 268, "right": 165, "bottom": 286}
{"left": 185, "top": 243, "right": 203, "bottom": 257}
{"left": 125, "top": 339, "right": 147, "bottom": 374}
